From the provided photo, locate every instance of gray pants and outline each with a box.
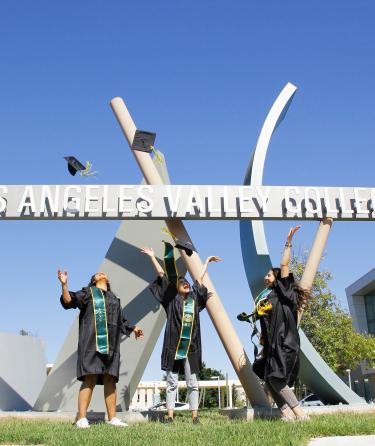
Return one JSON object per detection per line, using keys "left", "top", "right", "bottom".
{"left": 265, "top": 378, "right": 300, "bottom": 411}
{"left": 166, "top": 358, "right": 199, "bottom": 411}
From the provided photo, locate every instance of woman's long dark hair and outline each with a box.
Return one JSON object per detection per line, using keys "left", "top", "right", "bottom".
{"left": 271, "top": 267, "right": 309, "bottom": 311}
{"left": 88, "top": 273, "right": 112, "bottom": 292}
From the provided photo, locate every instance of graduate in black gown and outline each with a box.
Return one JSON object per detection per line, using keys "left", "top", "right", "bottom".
{"left": 141, "top": 243, "right": 220, "bottom": 424}
{"left": 254, "top": 226, "right": 309, "bottom": 421}
{"left": 58, "top": 270, "right": 144, "bottom": 428}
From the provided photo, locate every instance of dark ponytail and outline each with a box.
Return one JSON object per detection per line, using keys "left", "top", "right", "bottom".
{"left": 272, "top": 267, "right": 308, "bottom": 311}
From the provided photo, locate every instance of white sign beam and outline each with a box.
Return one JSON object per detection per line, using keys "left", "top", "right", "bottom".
{"left": 0, "top": 185, "right": 374, "bottom": 220}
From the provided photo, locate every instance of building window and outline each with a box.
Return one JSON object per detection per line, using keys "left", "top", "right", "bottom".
{"left": 365, "top": 292, "right": 375, "bottom": 335}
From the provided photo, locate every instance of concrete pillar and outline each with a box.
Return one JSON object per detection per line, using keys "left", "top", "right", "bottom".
{"left": 139, "top": 388, "right": 146, "bottom": 407}
{"left": 110, "top": 97, "right": 269, "bottom": 408}
{"left": 228, "top": 383, "right": 233, "bottom": 408}
{"left": 146, "top": 388, "right": 153, "bottom": 408}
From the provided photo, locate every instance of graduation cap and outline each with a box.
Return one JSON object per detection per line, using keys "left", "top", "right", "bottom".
{"left": 162, "top": 227, "right": 196, "bottom": 256}
{"left": 237, "top": 312, "right": 252, "bottom": 323}
{"left": 131, "top": 130, "right": 156, "bottom": 153}
{"left": 174, "top": 238, "right": 196, "bottom": 257}
{"left": 64, "top": 156, "right": 86, "bottom": 176}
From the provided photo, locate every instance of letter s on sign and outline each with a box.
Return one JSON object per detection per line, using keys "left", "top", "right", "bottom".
{"left": 0, "top": 186, "right": 7, "bottom": 212}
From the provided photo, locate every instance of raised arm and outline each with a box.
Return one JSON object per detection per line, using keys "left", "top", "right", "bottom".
{"left": 280, "top": 226, "right": 300, "bottom": 278}
{"left": 141, "top": 247, "right": 165, "bottom": 277}
{"left": 58, "top": 270, "right": 71, "bottom": 304}
{"left": 198, "top": 256, "right": 221, "bottom": 285}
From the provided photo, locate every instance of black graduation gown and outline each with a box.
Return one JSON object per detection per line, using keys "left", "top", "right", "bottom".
{"left": 60, "top": 287, "right": 134, "bottom": 384}
{"left": 259, "top": 273, "right": 300, "bottom": 387}
{"left": 149, "top": 275, "right": 208, "bottom": 374}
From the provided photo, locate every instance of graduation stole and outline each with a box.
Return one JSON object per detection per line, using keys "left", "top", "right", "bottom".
{"left": 90, "top": 286, "right": 109, "bottom": 355}
{"left": 163, "top": 241, "right": 179, "bottom": 289}
{"left": 175, "top": 294, "right": 195, "bottom": 360}
{"left": 163, "top": 241, "right": 195, "bottom": 360}
{"left": 255, "top": 288, "right": 273, "bottom": 316}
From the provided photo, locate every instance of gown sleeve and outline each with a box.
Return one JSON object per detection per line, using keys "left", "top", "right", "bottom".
{"left": 120, "top": 310, "right": 135, "bottom": 335}
{"left": 60, "top": 287, "right": 87, "bottom": 310}
{"left": 274, "top": 273, "right": 298, "bottom": 307}
{"left": 149, "top": 275, "right": 177, "bottom": 309}
{"left": 192, "top": 280, "right": 208, "bottom": 312}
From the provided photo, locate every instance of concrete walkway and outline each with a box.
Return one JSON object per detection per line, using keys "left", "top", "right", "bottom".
{"left": 309, "top": 436, "right": 375, "bottom": 446}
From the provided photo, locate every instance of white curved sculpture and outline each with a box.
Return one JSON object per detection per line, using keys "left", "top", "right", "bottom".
{"left": 240, "top": 83, "right": 364, "bottom": 404}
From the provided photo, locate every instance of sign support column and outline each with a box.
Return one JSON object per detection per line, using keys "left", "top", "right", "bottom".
{"left": 110, "top": 97, "right": 270, "bottom": 408}
{"left": 298, "top": 217, "right": 333, "bottom": 325}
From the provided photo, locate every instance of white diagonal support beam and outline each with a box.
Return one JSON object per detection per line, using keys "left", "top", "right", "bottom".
{"left": 110, "top": 97, "right": 270, "bottom": 408}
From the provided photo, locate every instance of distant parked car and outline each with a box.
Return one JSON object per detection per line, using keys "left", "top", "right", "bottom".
{"left": 299, "top": 394, "right": 324, "bottom": 406}
{"left": 149, "top": 401, "right": 190, "bottom": 411}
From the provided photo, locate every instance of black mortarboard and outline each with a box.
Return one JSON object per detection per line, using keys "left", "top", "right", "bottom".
{"left": 131, "top": 130, "right": 156, "bottom": 153}
{"left": 175, "top": 238, "right": 196, "bottom": 257}
{"left": 237, "top": 312, "right": 252, "bottom": 323}
{"left": 64, "top": 156, "right": 86, "bottom": 176}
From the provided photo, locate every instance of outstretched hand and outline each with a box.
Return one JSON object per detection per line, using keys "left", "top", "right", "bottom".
{"left": 57, "top": 270, "right": 68, "bottom": 285}
{"left": 287, "top": 226, "right": 301, "bottom": 241}
{"left": 140, "top": 247, "right": 155, "bottom": 257}
{"left": 133, "top": 326, "right": 144, "bottom": 340}
{"left": 207, "top": 256, "right": 221, "bottom": 263}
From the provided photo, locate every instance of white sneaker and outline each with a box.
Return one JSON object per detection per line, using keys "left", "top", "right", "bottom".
{"left": 76, "top": 417, "right": 90, "bottom": 428}
{"left": 107, "top": 417, "right": 128, "bottom": 427}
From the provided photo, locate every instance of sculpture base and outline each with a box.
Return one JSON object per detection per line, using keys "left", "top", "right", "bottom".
{"left": 220, "top": 403, "right": 375, "bottom": 421}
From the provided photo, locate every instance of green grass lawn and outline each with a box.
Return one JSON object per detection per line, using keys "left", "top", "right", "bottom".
{"left": 0, "top": 411, "right": 374, "bottom": 446}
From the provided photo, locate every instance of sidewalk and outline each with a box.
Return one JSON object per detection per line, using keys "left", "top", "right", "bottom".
{"left": 309, "top": 436, "right": 375, "bottom": 446}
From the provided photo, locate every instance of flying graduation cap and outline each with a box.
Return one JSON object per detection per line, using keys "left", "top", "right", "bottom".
{"left": 64, "top": 156, "right": 85, "bottom": 176}
{"left": 162, "top": 227, "right": 196, "bottom": 256}
{"left": 64, "top": 157, "right": 98, "bottom": 177}
{"left": 174, "top": 239, "right": 195, "bottom": 257}
{"left": 131, "top": 130, "right": 156, "bottom": 153}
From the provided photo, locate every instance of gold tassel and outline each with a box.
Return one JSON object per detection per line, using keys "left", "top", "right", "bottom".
{"left": 150, "top": 146, "right": 163, "bottom": 164}
{"left": 162, "top": 226, "right": 176, "bottom": 240}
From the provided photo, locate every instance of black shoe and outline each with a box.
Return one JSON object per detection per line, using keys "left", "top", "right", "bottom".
{"left": 164, "top": 417, "right": 174, "bottom": 424}
{"left": 192, "top": 417, "right": 200, "bottom": 425}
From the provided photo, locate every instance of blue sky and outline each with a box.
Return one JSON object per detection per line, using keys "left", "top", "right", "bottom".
{"left": 1, "top": 1, "right": 375, "bottom": 380}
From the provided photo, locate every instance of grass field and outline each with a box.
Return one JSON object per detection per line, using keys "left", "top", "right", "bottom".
{"left": 0, "top": 411, "right": 374, "bottom": 446}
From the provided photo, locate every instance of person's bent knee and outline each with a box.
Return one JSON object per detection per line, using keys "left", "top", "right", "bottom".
{"left": 167, "top": 383, "right": 177, "bottom": 392}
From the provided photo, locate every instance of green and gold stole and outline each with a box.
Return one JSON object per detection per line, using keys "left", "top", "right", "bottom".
{"left": 162, "top": 241, "right": 195, "bottom": 360}
{"left": 175, "top": 294, "right": 195, "bottom": 360}
{"left": 255, "top": 287, "right": 272, "bottom": 316}
{"left": 163, "top": 241, "right": 179, "bottom": 289}
{"left": 90, "top": 286, "right": 109, "bottom": 355}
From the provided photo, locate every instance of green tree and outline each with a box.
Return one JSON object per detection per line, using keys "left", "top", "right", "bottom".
{"left": 291, "top": 256, "right": 375, "bottom": 374}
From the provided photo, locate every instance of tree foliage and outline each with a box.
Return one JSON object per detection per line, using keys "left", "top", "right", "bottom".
{"left": 291, "top": 256, "right": 375, "bottom": 374}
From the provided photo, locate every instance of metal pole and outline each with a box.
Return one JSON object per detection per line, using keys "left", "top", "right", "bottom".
{"left": 218, "top": 377, "right": 221, "bottom": 409}
{"left": 226, "top": 373, "right": 229, "bottom": 408}
{"left": 346, "top": 369, "right": 352, "bottom": 390}
{"left": 110, "top": 97, "right": 270, "bottom": 408}
{"left": 298, "top": 218, "right": 333, "bottom": 325}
